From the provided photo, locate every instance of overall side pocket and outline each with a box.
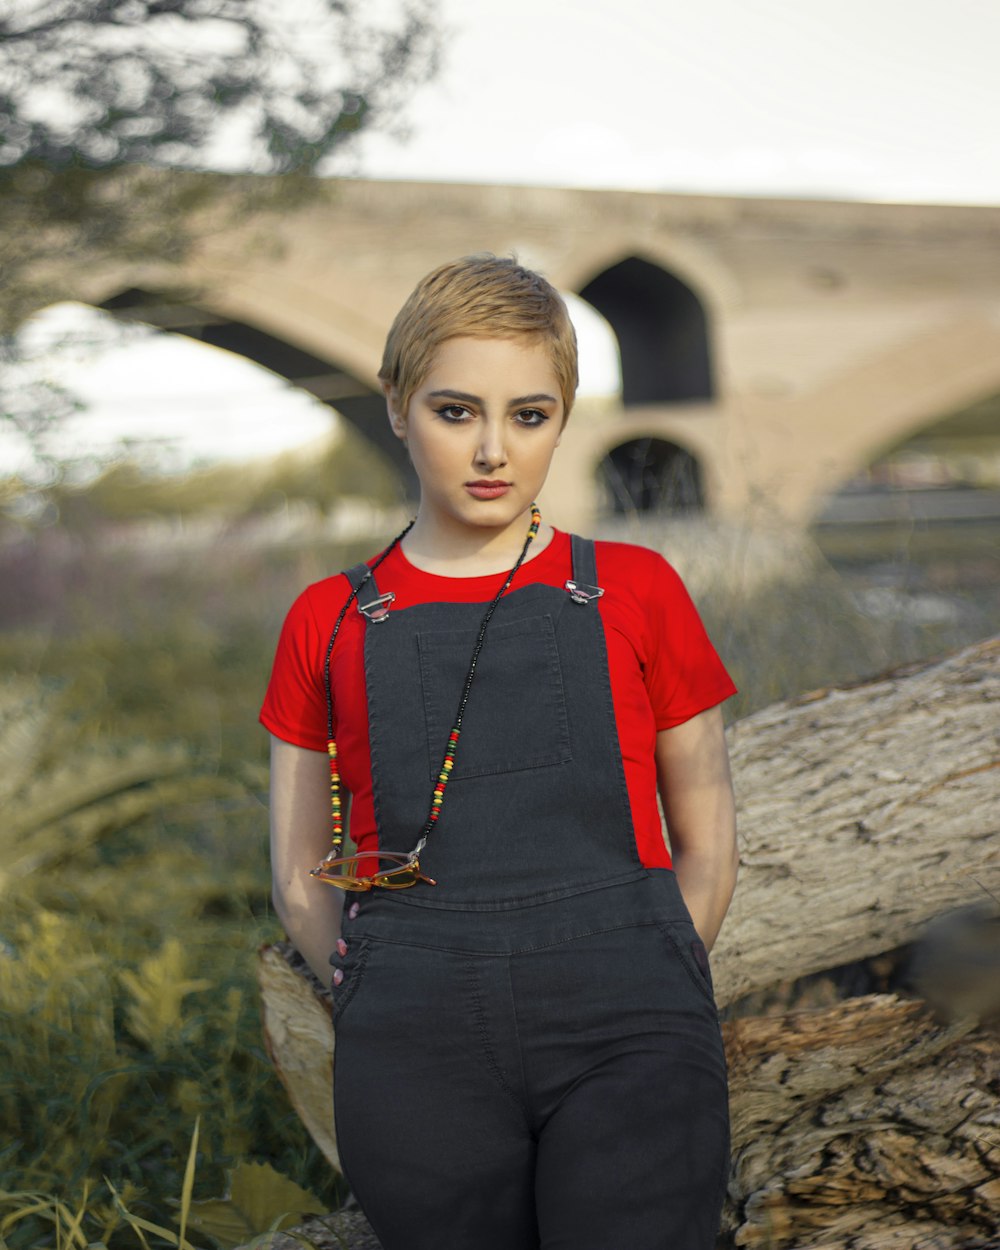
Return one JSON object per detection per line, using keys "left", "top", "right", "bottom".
{"left": 658, "top": 921, "right": 717, "bottom": 1007}
{"left": 330, "top": 936, "right": 372, "bottom": 1027}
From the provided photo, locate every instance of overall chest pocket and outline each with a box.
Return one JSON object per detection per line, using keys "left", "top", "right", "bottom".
{"left": 417, "top": 613, "right": 571, "bottom": 782}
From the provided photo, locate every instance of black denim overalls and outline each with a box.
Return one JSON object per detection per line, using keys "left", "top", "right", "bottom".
{"left": 330, "top": 537, "right": 730, "bottom": 1250}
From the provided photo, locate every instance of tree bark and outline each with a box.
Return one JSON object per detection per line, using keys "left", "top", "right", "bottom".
{"left": 725, "top": 995, "right": 999, "bottom": 1248}
{"left": 256, "top": 636, "right": 1000, "bottom": 1249}
{"left": 714, "top": 636, "right": 999, "bottom": 1008}
{"left": 258, "top": 941, "right": 338, "bottom": 1174}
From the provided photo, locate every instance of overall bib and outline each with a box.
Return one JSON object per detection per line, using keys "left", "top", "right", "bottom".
{"left": 330, "top": 537, "right": 730, "bottom": 1250}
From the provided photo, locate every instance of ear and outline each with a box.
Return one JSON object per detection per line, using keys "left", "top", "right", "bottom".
{"left": 383, "top": 383, "right": 407, "bottom": 442}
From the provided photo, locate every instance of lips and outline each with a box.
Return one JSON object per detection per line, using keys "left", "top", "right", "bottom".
{"left": 465, "top": 480, "right": 511, "bottom": 500}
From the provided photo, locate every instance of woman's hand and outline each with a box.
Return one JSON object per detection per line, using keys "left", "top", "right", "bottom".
{"left": 270, "top": 736, "right": 346, "bottom": 984}
{"left": 655, "top": 706, "right": 738, "bottom": 951}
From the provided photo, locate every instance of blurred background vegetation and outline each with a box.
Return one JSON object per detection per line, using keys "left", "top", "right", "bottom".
{"left": 0, "top": 519, "right": 372, "bottom": 1249}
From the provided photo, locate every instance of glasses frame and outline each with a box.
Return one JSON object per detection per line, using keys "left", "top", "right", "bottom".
{"left": 310, "top": 849, "right": 436, "bottom": 892}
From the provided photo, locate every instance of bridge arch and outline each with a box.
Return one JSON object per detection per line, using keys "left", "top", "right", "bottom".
{"left": 816, "top": 388, "right": 1000, "bottom": 522}
{"left": 597, "top": 435, "right": 705, "bottom": 515}
{"left": 577, "top": 255, "right": 715, "bottom": 406}
{"left": 96, "top": 286, "right": 410, "bottom": 479}
{"left": 793, "top": 314, "right": 1000, "bottom": 523}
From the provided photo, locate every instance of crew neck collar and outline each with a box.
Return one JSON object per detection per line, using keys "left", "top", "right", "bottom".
{"left": 392, "top": 527, "right": 567, "bottom": 582}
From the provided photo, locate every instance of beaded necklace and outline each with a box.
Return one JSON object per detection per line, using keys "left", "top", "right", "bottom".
{"left": 322, "top": 503, "right": 543, "bottom": 863}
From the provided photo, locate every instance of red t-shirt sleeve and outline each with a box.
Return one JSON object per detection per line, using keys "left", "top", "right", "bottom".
{"left": 641, "top": 553, "right": 737, "bottom": 729}
{"left": 259, "top": 583, "right": 332, "bottom": 752}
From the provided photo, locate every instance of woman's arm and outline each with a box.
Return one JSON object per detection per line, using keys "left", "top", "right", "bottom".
{"left": 655, "top": 706, "right": 738, "bottom": 951}
{"left": 270, "top": 735, "right": 346, "bottom": 984}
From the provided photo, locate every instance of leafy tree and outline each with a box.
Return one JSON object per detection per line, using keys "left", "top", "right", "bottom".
{"left": 0, "top": 0, "right": 440, "bottom": 494}
{"left": 0, "top": 0, "right": 441, "bottom": 326}
{"left": 1, "top": 0, "right": 440, "bottom": 173}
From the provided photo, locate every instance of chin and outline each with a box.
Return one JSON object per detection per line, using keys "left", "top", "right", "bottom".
{"left": 458, "top": 498, "right": 530, "bottom": 526}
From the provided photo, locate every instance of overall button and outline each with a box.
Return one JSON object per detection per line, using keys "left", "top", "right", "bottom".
{"left": 332, "top": 967, "right": 344, "bottom": 986}
{"left": 336, "top": 938, "right": 348, "bottom": 956}
{"left": 348, "top": 901, "right": 361, "bottom": 920}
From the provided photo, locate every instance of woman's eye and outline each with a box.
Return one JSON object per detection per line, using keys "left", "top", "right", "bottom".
{"left": 435, "top": 404, "right": 471, "bottom": 423}
{"left": 515, "top": 408, "right": 549, "bottom": 427}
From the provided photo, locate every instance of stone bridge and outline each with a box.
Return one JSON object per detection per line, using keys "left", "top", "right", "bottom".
{"left": 55, "top": 178, "right": 1000, "bottom": 530}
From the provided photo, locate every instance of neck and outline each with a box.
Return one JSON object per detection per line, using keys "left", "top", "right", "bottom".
{"left": 403, "top": 506, "right": 551, "bottom": 576}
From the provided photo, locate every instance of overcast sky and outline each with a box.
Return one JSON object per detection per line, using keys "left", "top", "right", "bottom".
{"left": 6, "top": 0, "right": 999, "bottom": 481}
{"left": 352, "top": 0, "right": 1000, "bottom": 204}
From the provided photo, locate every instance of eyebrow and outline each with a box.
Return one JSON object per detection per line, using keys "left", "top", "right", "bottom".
{"left": 427, "top": 389, "right": 558, "bottom": 406}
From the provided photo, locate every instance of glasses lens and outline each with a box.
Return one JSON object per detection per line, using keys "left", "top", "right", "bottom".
{"left": 310, "top": 858, "right": 369, "bottom": 890}
{"left": 311, "top": 851, "right": 419, "bottom": 890}
{"left": 374, "top": 867, "right": 421, "bottom": 888}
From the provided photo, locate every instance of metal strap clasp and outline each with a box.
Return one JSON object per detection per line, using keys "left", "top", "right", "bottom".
{"left": 358, "top": 592, "right": 396, "bottom": 622}
{"left": 565, "top": 580, "right": 604, "bottom": 605}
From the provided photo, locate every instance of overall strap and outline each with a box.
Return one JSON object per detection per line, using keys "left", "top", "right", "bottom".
{"left": 345, "top": 563, "right": 395, "bottom": 622}
{"left": 345, "top": 562, "right": 375, "bottom": 595}
{"left": 570, "top": 534, "right": 598, "bottom": 585}
{"left": 567, "top": 535, "right": 604, "bottom": 605}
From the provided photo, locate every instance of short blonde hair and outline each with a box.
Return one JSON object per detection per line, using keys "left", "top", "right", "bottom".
{"left": 378, "top": 255, "right": 579, "bottom": 420}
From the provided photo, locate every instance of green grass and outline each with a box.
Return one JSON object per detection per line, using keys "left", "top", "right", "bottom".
{"left": 0, "top": 523, "right": 375, "bottom": 1248}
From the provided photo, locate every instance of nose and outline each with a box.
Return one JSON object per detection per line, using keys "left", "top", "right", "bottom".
{"left": 474, "top": 419, "right": 508, "bottom": 471}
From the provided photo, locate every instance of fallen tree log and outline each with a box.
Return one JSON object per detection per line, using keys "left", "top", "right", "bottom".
{"left": 725, "top": 995, "right": 999, "bottom": 1248}
{"left": 715, "top": 635, "right": 999, "bottom": 1007}
{"left": 258, "top": 941, "right": 336, "bottom": 1173}
{"left": 256, "top": 635, "right": 1000, "bottom": 1248}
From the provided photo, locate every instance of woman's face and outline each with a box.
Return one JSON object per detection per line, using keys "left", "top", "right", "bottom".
{"left": 388, "top": 335, "right": 564, "bottom": 535}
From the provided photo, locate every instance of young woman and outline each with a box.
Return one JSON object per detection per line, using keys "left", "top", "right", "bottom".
{"left": 262, "top": 255, "right": 739, "bottom": 1250}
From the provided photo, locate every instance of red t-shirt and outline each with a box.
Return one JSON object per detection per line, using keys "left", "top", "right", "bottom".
{"left": 260, "top": 529, "right": 736, "bottom": 870}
